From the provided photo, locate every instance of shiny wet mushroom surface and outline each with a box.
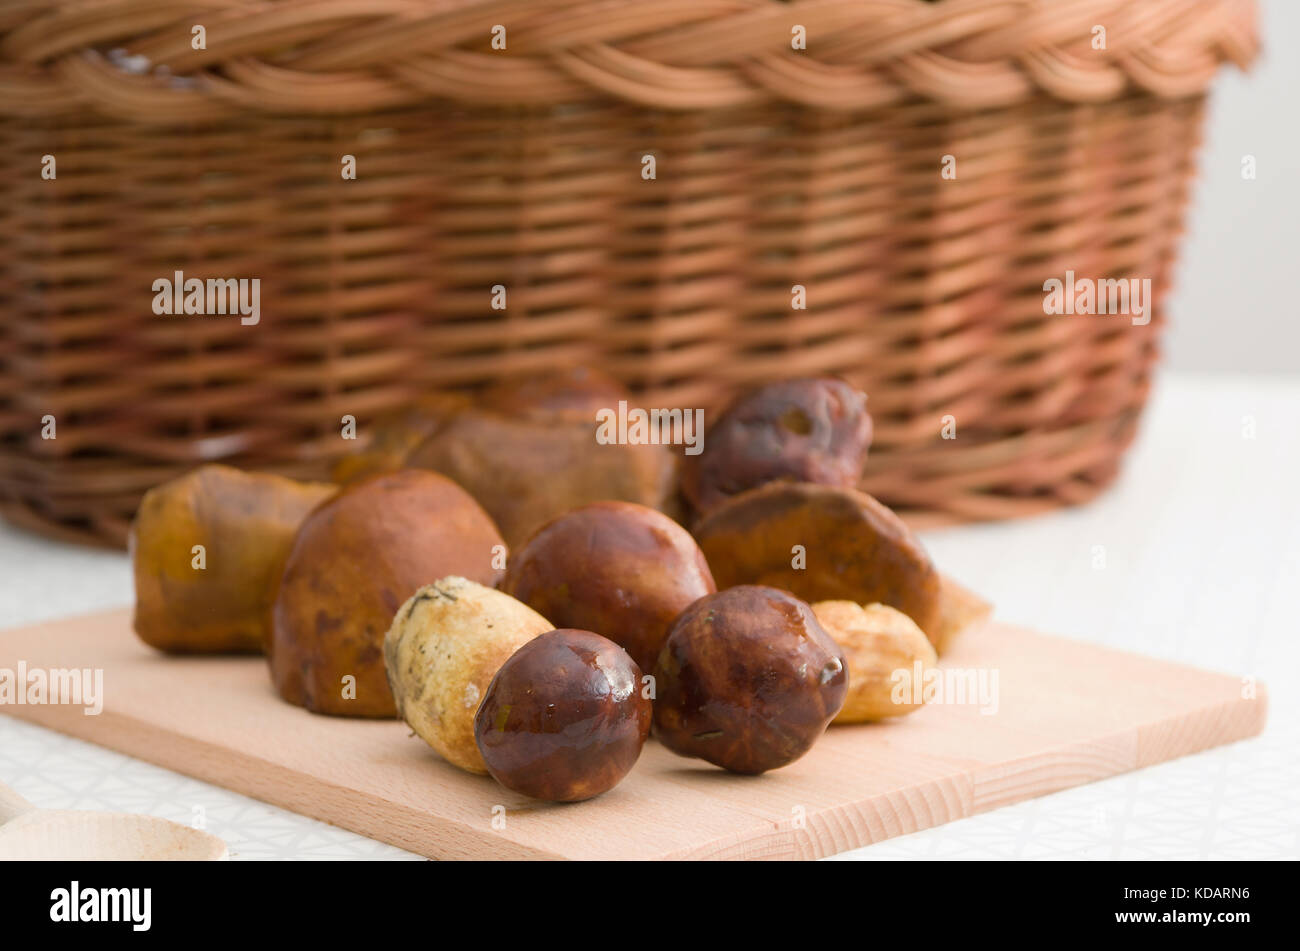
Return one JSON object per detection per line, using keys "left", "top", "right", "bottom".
{"left": 474, "top": 629, "right": 652, "bottom": 802}
{"left": 651, "top": 585, "right": 848, "bottom": 775}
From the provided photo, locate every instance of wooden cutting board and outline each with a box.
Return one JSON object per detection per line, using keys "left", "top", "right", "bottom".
{"left": 0, "top": 608, "right": 1266, "bottom": 860}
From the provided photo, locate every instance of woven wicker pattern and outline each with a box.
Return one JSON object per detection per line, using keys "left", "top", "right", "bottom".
{"left": 0, "top": 0, "right": 1258, "bottom": 545}
{"left": 0, "top": 0, "right": 1258, "bottom": 115}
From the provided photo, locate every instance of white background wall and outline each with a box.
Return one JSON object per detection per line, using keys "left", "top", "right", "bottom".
{"left": 1164, "top": 0, "right": 1298, "bottom": 376}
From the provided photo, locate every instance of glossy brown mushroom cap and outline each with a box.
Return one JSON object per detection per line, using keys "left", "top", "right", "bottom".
{"left": 501, "top": 501, "right": 715, "bottom": 673}
{"left": 692, "top": 482, "right": 942, "bottom": 639}
{"left": 269, "top": 469, "right": 504, "bottom": 717}
{"left": 683, "top": 378, "right": 871, "bottom": 514}
{"left": 475, "top": 629, "right": 652, "bottom": 802}
{"left": 651, "top": 585, "right": 848, "bottom": 774}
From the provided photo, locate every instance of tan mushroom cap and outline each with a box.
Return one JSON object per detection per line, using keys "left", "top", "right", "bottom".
{"left": 693, "top": 482, "right": 942, "bottom": 641}
{"left": 269, "top": 469, "right": 505, "bottom": 718}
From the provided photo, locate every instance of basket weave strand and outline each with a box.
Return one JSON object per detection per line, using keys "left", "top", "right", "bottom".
{"left": 0, "top": 0, "right": 1258, "bottom": 545}
{"left": 0, "top": 0, "right": 1257, "bottom": 117}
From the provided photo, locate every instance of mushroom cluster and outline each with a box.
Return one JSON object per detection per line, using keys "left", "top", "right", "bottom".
{"left": 130, "top": 372, "right": 991, "bottom": 803}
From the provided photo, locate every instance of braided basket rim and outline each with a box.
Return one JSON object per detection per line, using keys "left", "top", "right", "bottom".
{"left": 0, "top": 0, "right": 1259, "bottom": 118}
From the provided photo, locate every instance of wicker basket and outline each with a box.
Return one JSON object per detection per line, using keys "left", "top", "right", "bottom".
{"left": 0, "top": 0, "right": 1258, "bottom": 547}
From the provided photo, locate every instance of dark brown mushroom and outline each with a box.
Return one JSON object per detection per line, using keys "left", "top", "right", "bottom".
{"left": 475, "top": 629, "right": 652, "bottom": 802}
{"left": 501, "top": 501, "right": 715, "bottom": 673}
{"left": 651, "top": 585, "right": 847, "bottom": 774}
{"left": 683, "top": 377, "right": 871, "bottom": 516}
{"left": 692, "top": 481, "right": 942, "bottom": 640}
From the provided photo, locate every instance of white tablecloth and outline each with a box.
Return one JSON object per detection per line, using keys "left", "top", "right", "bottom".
{"left": 2, "top": 370, "right": 1296, "bottom": 860}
